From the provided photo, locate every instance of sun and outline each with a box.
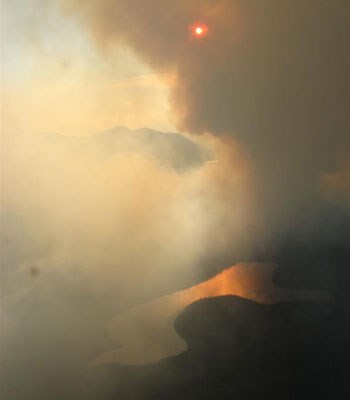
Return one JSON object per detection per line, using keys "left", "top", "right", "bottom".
{"left": 191, "top": 23, "right": 208, "bottom": 38}
{"left": 195, "top": 27, "right": 203, "bottom": 35}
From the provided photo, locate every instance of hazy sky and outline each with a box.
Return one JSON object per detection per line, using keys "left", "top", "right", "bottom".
{"left": 2, "top": 0, "right": 175, "bottom": 136}
{"left": 48, "top": 0, "right": 349, "bottom": 224}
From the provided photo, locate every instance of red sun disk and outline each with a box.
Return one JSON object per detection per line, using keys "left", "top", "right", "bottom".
{"left": 191, "top": 23, "right": 209, "bottom": 38}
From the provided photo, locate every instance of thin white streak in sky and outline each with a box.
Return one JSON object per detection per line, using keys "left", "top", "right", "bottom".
{"left": 96, "top": 73, "right": 174, "bottom": 89}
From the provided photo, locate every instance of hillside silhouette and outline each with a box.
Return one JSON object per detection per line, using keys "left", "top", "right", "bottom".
{"left": 110, "top": 294, "right": 349, "bottom": 399}
{"left": 106, "top": 235, "right": 350, "bottom": 399}
{"left": 92, "top": 263, "right": 327, "bottom": 366}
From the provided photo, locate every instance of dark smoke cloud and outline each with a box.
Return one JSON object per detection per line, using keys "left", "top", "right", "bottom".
{"left": 61, "top": 0, "right": 350, "bottom": 235}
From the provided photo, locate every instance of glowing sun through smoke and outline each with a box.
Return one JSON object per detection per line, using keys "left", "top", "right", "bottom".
{"left": 196, "top": 27, "right": 203, "bottom": 35}
{"left": 191, "top": 23, "right": 209, "bottom": 38}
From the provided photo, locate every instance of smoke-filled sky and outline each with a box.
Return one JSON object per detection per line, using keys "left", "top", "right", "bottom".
{"left": 2, "top": 0, "right": 175, "bottom": 135}
{"left": 57, "top": 0, "right": 350, "bottom": 217}
{"left": 3, "top": 0, "right": 349, "bottom": 205}
{"left": 1, "top": 1, "right": 350, "bottom": 399}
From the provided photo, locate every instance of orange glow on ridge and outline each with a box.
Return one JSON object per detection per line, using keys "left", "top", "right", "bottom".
{"left": 92, "top": 263, "right": 329, "bottom": 366}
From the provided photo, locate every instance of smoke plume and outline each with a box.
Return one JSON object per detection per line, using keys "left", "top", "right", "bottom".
{"left": 60, "top": 0, "right": 350, "bottom": 236}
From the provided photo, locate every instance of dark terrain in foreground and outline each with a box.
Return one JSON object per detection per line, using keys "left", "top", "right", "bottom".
{"left": 106, "top": 298, "right": 349, "bottom": 399}
{"left": 100, "top": 240, "right": 350, "bottom": 400}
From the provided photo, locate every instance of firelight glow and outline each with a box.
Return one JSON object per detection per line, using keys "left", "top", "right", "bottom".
{"left": 91, "top": 263, "right": 328, "bottom": 366}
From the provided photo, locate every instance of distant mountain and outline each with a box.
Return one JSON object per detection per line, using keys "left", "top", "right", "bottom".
{"left": 93, "top": 127, "right": 210, "bottom": 172}
{"left": 33, "top": 127, "right": 210, "bottom": 173}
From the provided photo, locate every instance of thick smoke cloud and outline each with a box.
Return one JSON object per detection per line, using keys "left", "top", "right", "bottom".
{"left": 2, "top": 130, "right": 253, "bottom": 301}
{"left": 1, "top": 128, "right": 255, "bottom": 399}
{"left": 61, "top": 0, "right": 350, "bottom": 234}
